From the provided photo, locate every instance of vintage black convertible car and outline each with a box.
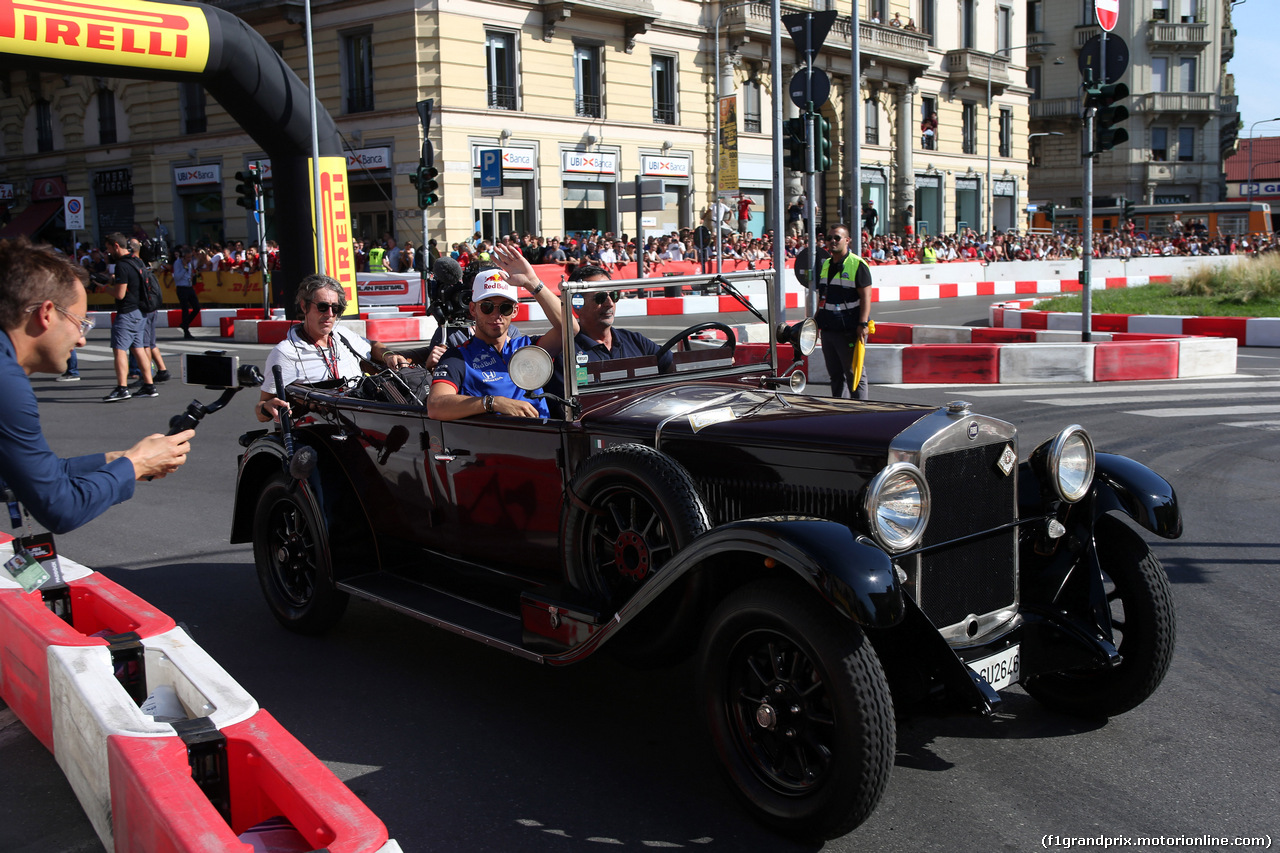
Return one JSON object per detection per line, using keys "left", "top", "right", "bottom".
{"left": 231, "top": 271, "right": 1180, "bottom": 840}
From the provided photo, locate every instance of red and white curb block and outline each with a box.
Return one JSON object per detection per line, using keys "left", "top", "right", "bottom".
{"left": 729, "top": 322, "right": 1237, "bottom": 385}
{"left": 991, "top": 302, "right": 1280, "bottom": 348}
{"left": 0, "top": 536, "right": 402, "bottom": 853}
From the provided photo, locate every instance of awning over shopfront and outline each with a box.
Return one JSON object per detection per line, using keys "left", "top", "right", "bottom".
{"left": 0, "top": 200, "right": 62, "bottom": 241}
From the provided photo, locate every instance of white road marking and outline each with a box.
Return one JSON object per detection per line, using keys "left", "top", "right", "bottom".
{"left": 1125, "top": 404, "right": 1280, "bottom": 418}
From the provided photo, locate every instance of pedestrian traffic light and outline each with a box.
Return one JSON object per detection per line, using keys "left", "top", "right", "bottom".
{"left": 783, "top": 117, "right": 808, "bottom": 172}
{"left": 815, "top": 114, "right": 833, "bottom": 171}
{"left": 234, "top": 166, "right": 261, "bottom": 211}
{"left": 409, "top": 163, "right": 440, "bottom": 208}
{"left": 1085, "top": 81, "right": 1129, "bottom": 154}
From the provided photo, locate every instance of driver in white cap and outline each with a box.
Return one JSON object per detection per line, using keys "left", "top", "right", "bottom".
{"left": 427, "top": 244, "right": 574, "bottom": 420}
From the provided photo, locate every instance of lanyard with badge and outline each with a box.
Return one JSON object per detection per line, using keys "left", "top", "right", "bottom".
{"left": 3, "top": 487, "right": 56, "bottom": 592}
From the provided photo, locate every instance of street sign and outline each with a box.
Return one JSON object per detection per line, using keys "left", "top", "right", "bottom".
{"left": 788, "top": 68, "right": 831, "bottom": 109}
{"left": 782, "top": 10, "right": 837, "bottom": 60}
{"left": 1078, "top": 33, "right": 1129, "bottom": 85}
{"left": 63, "top": 196, "right": 84, "bottom": 231}
{"left": 620, "top": 178, "right": 665, "bottom": 196}
{"left": 1095, "top": 0, "right": 1119, "bottom": 32}
{"left": 479, "top": 149, "right": 503, "bottom": 198}
{"left": 619, "top": 196, "right": 665, "bottom": 213}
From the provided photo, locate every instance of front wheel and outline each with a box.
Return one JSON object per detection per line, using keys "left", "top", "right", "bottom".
{"left": 252, "top": 473, "right": 348, "bottom": 634}
{"left": 697, "top": 579, "right": 895, "bottom": 841}
{"left": 1024, "top": 514, "right": 1176, "bottom": 717}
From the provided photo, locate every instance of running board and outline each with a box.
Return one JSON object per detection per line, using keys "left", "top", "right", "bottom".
{"left": 338, "top": 573, "right": 544, "bottom": 663}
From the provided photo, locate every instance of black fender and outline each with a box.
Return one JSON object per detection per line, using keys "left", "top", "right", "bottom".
{"left": 544, "top": 517, "right": 902, "bottom": 665}
{"left": 1092, "top": 452, "right": 1181, "bottom": 539}
{"left": 230, "top": 435, "right": 288, "bottom": 544}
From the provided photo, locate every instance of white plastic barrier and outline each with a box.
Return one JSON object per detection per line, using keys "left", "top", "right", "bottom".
{"left": 1246, "top": 318, "right": 1280, "bottom": 347}
{"left": 48, "top": 626, "right": 259, "bottom": 849}
{"left": 1177, "top": 337, "right": 1238, "bottom": 377}
{"left": 1000, "top": 343, "right": 1095, "bottom": 384}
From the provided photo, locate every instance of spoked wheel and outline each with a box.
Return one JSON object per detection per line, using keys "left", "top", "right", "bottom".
{"left": 563, "top": 444, "right": 710, "bottom": 664}
{"left": 252, "top": 473, "right": 348, "bottom": 634}
{"left": 698, "top": 579, "right": 895, "bottom": 841}
{"left": 1024, "top": 514, "right": 1176, "bottom": 717}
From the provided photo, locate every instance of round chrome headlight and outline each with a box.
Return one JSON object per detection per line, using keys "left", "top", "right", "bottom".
{"left": 863, "top": 462, "right": 931, "bottom": 552}
{"left": 1046, "top": 425, "right": 1095, "bottom": 503}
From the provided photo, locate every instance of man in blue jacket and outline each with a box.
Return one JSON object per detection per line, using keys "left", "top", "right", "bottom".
{"left": 0, "top": 240, "right": 194, "bottom": 534}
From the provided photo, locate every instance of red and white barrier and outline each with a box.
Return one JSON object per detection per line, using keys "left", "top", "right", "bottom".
{"left": 991, "top": 302, "right": 1280, "bottom": 348}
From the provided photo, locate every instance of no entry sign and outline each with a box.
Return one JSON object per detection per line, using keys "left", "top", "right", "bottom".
{"left": 1096, "top": 0, "right": 1119, "bottom": 32}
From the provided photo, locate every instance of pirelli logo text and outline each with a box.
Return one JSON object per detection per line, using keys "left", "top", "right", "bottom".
{"left": 311, "top": 158, "right": 360, "bottom": 314}
{"left": 0, "top": 0, "right": 210, "bottom": 72}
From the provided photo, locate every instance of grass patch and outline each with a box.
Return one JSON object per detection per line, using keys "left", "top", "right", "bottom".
{"left": 1036, "top": 255, "right": 1280, "bottom": 317}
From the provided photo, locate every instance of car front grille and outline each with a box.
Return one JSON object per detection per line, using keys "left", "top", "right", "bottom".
{"left": 915, "top": 443, "right": 1018, "bottom": 631}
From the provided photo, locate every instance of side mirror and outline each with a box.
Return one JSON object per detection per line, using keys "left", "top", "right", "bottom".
{"left": 509, "top": 345, "right": 554, "bottom": 391}
{"left": 776, "top": 318, "right": 818, "bottom": 356}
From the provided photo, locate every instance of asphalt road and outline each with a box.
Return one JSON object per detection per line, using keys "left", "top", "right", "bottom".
{"left": 3, "top": 307, "right": 1278, "bottom": 853}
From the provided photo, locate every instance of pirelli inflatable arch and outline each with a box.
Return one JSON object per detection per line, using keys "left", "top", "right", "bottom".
{"left": 0, "top": 0, "right": 358, "bottom": 310}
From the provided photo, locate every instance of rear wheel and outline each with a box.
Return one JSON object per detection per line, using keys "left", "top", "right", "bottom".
{"left": 252, "top": 473, "right": 348, "bottom": 634}
{"left": 698, "top": 579, "right": 895, "bottom": 841}
{"left": 1024, "top": 514, "right": 1175, "bottom": 717}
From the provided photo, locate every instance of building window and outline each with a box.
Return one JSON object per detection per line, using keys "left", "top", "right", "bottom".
{"left": 743, "top": 78, "right": 761, "bottom": 133}
{"left": 865, "top": 98, "right": 880, "bottom": 145}
{"left": 1027, "top": 65, "right": 1042, "bottom": 99}
{"left": 998, "top": 5, "right": 1012, "bottom": 53}
{"left": 342, "top": 30, "right": 374, "bottom": 113}
{"left": 1182, "top": 0, "right": 1201, "bottom": 23}
{"left": 1151, "top": 0, "right": 1169, "bottom": 20}
{"left": 486, "top": 31, "right": 518, "bottom": 111}
{"left": 1179, "top": 57, "right": 1197, "bottom": 92}
{"left": 180, "top": 82, "right": 206, "bottom": 134}
{"left": 574, "top": 45, "right": 602, "bottom": 118}
{"left": 35, "top": 99, "right": 53, "bottom": 152}
{"left": 1151, "top": 57, "right": 1168, "bottom": 92}
{"left": 1178, "top": 126, "right": 1194, "bottom": 161}
{"left": 868, "top": 0, "right": 886, "bottom": 22}
{"left": 1152, "top": 127, "right": 1169, "bottom": 161}
{"left": 999, "top": 108, "right": 1012, "bottom": 157}
{"left": 921, "top": 96, "right": 938, "bottom": 149}
{"left": 962, "top": 102, "right": 977, "bottom": 154}
{"left": 97, "top": 88, "right": 116, "bottom": 146}
{"left": 652, "top": 54, "right": 676, "bottom": 125}
{"left": 962, "top": 0, "right": 976, "bottom": 48}
{"left": 920, "top": 0, "right": 936, "bottom": 44}
{"left": 1027, "top": 0, "right": 1043, "bottom": 33}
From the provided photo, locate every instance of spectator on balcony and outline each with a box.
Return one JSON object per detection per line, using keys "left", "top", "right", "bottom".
{"left": 890, "top": 11, "right": 903, "bottom": 27}
{"left": 921, "top": 112, "right": 939, "bottom": 149}
{"left": 905, "top": 17, "right": 918, "bottom": 31}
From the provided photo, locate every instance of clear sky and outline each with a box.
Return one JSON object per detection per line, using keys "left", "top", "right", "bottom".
{"left": 1232, "top": 0, "right": 1280, "bottom": 140}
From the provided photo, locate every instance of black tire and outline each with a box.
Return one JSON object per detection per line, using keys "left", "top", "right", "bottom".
{"left": 252, "top": 473, "right": 349, "bottom": 634}
{"left": 563, "top": 444, "right": 710, "bottom": 606}
{"left": 698, "top": 579, "right": 895, "bottom": 841}
{"left": 563, "top": 444, "right": 710, "bottom": 665}
{"left": 1024, "top": 514, "right": 1176, "bottom": 717}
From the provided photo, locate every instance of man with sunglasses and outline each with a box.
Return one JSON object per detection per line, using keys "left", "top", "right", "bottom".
{"left": 0, "top": 240, "right": 194, "bottom": 534}
{"left": 428, "top": 244, "right": 575, "bottom": 421}
{"left": 814, "top": 224, "right": 873, "bottom": 399}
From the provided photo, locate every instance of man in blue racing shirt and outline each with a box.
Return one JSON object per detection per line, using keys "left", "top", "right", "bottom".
{"left": 427, "top": 244, "right": 575, "bottom": 420}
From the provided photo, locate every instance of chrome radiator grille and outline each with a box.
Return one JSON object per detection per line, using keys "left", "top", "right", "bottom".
{"left": 915, "top": 443, "right": 1018, "bottom": 630}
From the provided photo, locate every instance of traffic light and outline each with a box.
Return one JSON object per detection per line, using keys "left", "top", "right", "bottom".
{"left": 1045, "top": 203, "right": 1056, "bottom": 225}
{"left": 815, "top": 114, "right": 833, "bottom": 171}
{"left": 409, "top": 163, "right": 440, "bottom": 208}
{"left": 1122, "top": 197, "right": 1136, "bottom": 221}
{"left": 1085, "top": 81, "right": 1129, "bottom": 154}
{"left": 234, "top": 166, "right": 261, "bottom": 211}
{"left": 783, "top": 117, "right": 808, "bottom": 172}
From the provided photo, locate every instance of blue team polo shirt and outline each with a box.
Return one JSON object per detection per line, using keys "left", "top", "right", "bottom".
{"left": 431, "top": 334, "right": 550, "bottom": 418}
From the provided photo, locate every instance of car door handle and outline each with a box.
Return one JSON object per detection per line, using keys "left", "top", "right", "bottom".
{"left": 433, "top": 448, "right": 470, "bottom": 462}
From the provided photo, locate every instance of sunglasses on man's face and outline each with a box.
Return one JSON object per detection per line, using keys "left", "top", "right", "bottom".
{"left": 310, "top": 300, "right": 344, "bottom": 314}
{"left": 592, "top": 291, "right": 622, "bottom": 305}
{"left": 478, "top": 300, "right": 517, "bottom": 316}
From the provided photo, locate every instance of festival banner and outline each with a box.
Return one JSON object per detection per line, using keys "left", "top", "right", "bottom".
{"left": 718, "top": 93, "right": 740, "bottom": 199}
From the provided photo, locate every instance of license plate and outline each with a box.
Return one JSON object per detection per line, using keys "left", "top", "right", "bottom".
{"left": 968, "top": 644, "right": 1021, "bottom": 692}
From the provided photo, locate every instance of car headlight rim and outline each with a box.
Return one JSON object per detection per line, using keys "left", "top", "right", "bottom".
{"left": 1047, "top": 424, "right": 1095, "bottom": 503}
{"left": 863, "top": 462, "right": 930, "bottom": 552}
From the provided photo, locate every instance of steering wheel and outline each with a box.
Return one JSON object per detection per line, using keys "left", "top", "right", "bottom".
{"left": 655, "top": 321, "right": 738, "bottom": 361}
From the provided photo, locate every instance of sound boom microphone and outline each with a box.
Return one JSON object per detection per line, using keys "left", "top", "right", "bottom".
{"left": 432, "top": 256, "right": 463, "bottom": 290}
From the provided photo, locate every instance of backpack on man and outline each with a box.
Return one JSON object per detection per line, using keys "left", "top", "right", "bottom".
{"left": 125, "top": 256, "right": 164, "bottom": 314}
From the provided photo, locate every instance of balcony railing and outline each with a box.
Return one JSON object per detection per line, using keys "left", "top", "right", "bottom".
{"left": 943, "top": 49, "right": 1012, "bottom": 94}
{"left": 744, "top": 115, "right": 761, "bottom": 133}
{"left": 1074, "top": 24, "right": 1101, "bottom": 49}
{"left": 653, "top": 100, "right": 676, "bottom": 125}
{"left": 1148, "top": 21, "right": 1209, "bottom": 46}
{"left": 575, "top": 93, "right": 602, "bottom": 118}
{"left": 1030, "top": 96, "right": 1082, "bottom": 120}
{"left": 1133, "top": 92, "right": 1218, "bottom": 114}
{"left": 488, "top": 84, "right": 518, "bottom": 111}
{"left": 346, "top": 85, "right": 374, "bottom": 114}
{"left": 724, "top": 6, "right": 931, "bottom": 71}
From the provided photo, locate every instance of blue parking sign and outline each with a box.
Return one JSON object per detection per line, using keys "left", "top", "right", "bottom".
{"left": 480, "top": 149, "right": 503, "bottom": 198}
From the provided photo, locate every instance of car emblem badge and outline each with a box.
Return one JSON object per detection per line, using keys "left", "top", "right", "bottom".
{"left": 576, "top": 352, "right": 589, "bottom": 364}
{"left": 996, "top": 444, "right": 1017, "bottom": 477}
{"left": 967, "top": 421, "right": 980, "bottom": 440}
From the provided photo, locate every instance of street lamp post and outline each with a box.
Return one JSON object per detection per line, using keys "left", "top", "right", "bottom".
{"left": 1247, "top": 117, "right": 1280, "bottom": 200}
{"left": 986, "top": 42, "right": 1052, "bottom": 235}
